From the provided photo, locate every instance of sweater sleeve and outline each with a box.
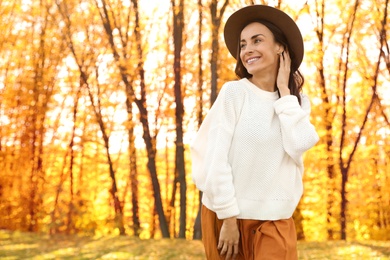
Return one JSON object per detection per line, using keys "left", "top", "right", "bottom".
{"left": 274, "top": 94, "right": 319, "bottom": 164}
{"left": 190, "top": 83, "right": 241, "bottom": 219}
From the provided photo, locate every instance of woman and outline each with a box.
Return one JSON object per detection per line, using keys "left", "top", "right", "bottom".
{"left": 191, "top": 5, "right": 319, "bottom": 260}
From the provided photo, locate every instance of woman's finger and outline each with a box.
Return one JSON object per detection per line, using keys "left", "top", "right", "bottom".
{"left": 219, "top": 243, "right": 228, "bottom": 256}
{"left": 225, "top": 244, "right": 233, "bottom": 259}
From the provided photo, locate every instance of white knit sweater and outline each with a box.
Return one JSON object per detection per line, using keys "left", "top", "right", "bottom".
{"left": 191, "top": 78, "right": 319, "bottom": 220}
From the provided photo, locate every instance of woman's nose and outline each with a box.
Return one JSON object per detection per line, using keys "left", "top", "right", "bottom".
{"left": 243, "top": 48, "right": 254, "bottom": 55}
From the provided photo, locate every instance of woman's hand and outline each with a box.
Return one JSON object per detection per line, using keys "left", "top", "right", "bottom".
{"left": 218, "top": 217, "right": 240, "bottom": 260}
{"left": 276, "top": 50, "right": 291, "bottom": 97}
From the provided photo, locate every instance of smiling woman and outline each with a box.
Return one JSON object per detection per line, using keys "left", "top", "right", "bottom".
{"left": 191, "top": 5, "right": 319, "bottom": 259}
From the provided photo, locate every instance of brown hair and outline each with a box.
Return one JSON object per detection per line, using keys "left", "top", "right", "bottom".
{"left": 234, "top": 20, "right": 304, "bottom": 105}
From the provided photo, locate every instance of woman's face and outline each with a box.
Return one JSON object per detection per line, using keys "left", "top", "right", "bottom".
{"left": 239, "top": 22, "right": 282, "bottom": 76}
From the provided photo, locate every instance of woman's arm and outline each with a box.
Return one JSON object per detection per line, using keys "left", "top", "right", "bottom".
{"left": 274, "top": 94, "right": 319, "bottom": 164}
{"left": 191, "top": 82, "right": 243, "bottom": 219}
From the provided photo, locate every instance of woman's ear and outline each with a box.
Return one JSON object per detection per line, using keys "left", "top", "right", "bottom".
{"left": 276, "top": 44, "right": 285, "bottom": 55}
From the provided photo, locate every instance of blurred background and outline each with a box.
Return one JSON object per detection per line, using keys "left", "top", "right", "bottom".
{"left": 0, "top": 0, "right": 389, "bottom": 242}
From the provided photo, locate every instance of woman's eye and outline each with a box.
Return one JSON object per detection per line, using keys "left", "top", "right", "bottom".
{"left": 254, "top": 39, "right": 262, "bottom": 43}
{"left": 240, "top": 44, "right": 246, "bottom": 49}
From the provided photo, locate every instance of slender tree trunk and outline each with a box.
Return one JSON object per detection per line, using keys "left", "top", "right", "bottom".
{"left": 126, "top": 98, "right": 140, "bottom": 237}
{"left": 130, "top": 0, "right": 170, "bottom": 238}
{"left": 28, "top": 120, "right": 39, "bottom": 232}
{"left": 65, "top": 87, "right": 81, "bottom": 234}
{"left": 209, "top": 0, "right": 229, "bottom": 106}
{"left": 377, "top": 0, "right": 390, "bottom": 238}
{"left": 86, "top": 79, "right": 126, "bottom": 235}
{"left": 196, "top": 0, "right": 204, "bottom": 128}
{"left": 171, "top": 0, "right": 186, "bottom": 239}
{"left": 169, "top": 174, "right": 178, "bottom": 235}
{"left": 313, "top": 0, "right": 338, "bottom": 239}
{"left": 193, "top": 0, "right": 204, "bottom": 240}
{"left": 193, "top": 191, "right": 202, "bottom": 239}
{"left": 338, "top": 0, "right": 359, "bottom": 240}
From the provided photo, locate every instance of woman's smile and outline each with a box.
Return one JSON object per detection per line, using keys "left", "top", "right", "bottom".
{"left": 246, "top": 56, "right": 261, "bottom": 65}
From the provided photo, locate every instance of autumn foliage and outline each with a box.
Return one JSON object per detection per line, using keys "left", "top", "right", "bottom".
{"left": 0, "top": 0, "right": 389, "bottom": 241}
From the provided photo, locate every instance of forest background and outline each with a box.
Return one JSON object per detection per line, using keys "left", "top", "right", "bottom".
{"left": 0, "top": 0, "right": 389, "bottom": 243}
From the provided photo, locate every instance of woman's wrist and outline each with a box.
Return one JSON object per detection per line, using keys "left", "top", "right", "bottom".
{"left": 278, "top": 86, "right": 290, "bottom": 96}
{"left": 223, "top": 216, "right": 237, "bottom": 224}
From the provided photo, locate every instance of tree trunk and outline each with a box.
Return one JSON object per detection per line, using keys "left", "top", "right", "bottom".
{"left": 193, "top": 191, "right": 203, "bottom": 240}
{"left": 193, "top": 0, "right": 204, "bottom": 240}
{"left": 126, "top": 98, "right": 141, "bottom": 237}
{"left": 339, "top": 168, "right": 347, "bottom": 240}
{"left": 337, "top": 0, "right": 359, "bottom": 240}
{"left": 209, "top": 0, "right": 229, "bottom": 106}
{"left": 65, "top": 87, "right": 80, "bottom": 234}
{"left": 171, "top": 0, "right": 187, "bottom": 239}
{"left": 313, "top": 0, "right": 338, "bottom": 239}
{"left": 130, "top": 0, "right": 170, "bottom": 238}
{"left": 86, "top": 80, "right": 126, "bottom": 235}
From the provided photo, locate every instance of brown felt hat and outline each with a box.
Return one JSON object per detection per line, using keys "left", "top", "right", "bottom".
{"left": 224, "top": 5, "right": 304, "bottom": 69}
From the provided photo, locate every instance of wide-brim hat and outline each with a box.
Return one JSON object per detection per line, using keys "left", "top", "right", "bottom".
{"left": 224, "top": 5, "right": 304, "bottom": 69}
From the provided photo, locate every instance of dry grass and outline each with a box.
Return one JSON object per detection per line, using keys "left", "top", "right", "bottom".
{"left": 0, "top": 230, "right": 389, "bottom": 259}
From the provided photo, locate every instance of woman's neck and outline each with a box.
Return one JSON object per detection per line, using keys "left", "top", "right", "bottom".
{"left": 249, "top": 74, "right": 277, "bottom": 92}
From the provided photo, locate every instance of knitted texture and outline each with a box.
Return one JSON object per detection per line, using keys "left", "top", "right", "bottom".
{"left": 191, "top": 78, "right": 319, "bottom": 220}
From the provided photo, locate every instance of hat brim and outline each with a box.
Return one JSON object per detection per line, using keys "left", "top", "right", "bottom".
{"left": 224, "top": 5, "right": 304, "bottom": 69}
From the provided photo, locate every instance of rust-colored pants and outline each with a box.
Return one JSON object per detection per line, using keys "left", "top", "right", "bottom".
{"left": 201, "top": 205, "right": 298, "bottom": 260}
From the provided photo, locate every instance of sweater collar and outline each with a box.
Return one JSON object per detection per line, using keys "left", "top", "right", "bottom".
{"left": 241, "top": 78, "right": 279, "bottom": 100}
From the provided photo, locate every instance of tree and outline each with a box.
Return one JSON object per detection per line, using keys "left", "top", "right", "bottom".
{"left": 171, "top": 0, "right": 187, "bottom": 239}
{"left": 309, "top": 0, "right": 339, "bottom": 239}
{"left": 306, "top": 0, "right": 390, "bottom": 240}
{"left": 336, "top": 0, "right": 360, "bottom": 240}
{"left": 193, "top": 0, "right": 204, "bottom": 240}
{"left": 209, "top": 0, "right": 229, "bottom": 105}
{"left": 21, "top": 0, "right": 64, "bottom": 232}
{"left": 56, "top": 0, "right": 126, "bottom": 235}
{"left": 127, "top": 95, "right": 141, "bottom": 237}
{"left": 95, "top": 0, "right": 170, "bottom": 237}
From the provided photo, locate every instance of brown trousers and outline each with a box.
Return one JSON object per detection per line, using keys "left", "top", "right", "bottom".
{"left": 201, "top": 205, "right": 298, "bottom": 260}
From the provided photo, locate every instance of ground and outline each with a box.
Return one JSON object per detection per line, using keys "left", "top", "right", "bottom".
{"left": 0, "top": 230, "right": 389, "bottom": 259}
